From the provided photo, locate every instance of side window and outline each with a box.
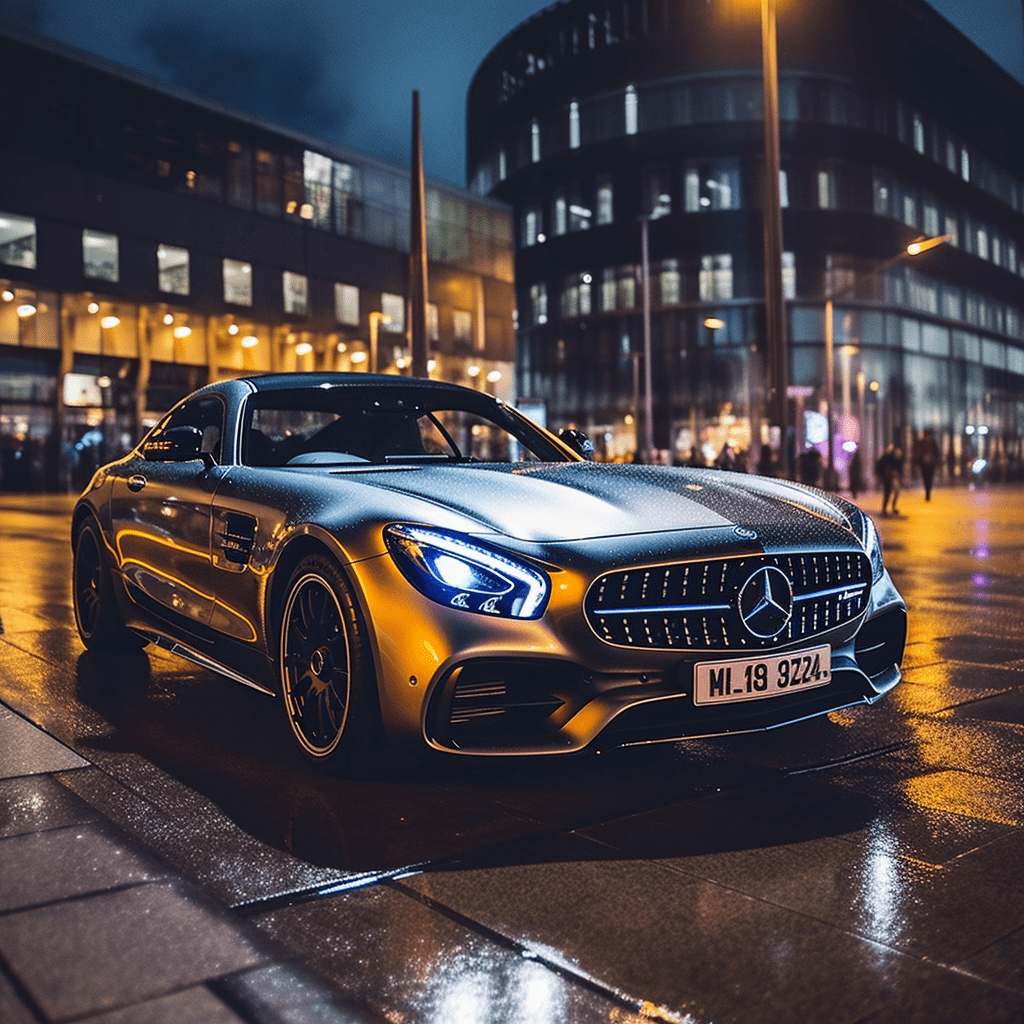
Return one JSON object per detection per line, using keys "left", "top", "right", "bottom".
{"left": 149, "top": 397, "right": 225, "bottom": 461}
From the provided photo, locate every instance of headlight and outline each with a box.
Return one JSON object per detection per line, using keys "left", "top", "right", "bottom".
{"left": 849, "top": 506, "right": 884, "bottom": 582}
{"left": 384, "top": 524, "right": 550, "bottom": 619}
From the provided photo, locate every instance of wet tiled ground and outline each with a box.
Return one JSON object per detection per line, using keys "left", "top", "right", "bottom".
{"left": 1, "top": 487, "right": 1023, "bottom": 1022}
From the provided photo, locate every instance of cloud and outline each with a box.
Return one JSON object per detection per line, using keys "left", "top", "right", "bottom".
{"left": 134, "top": 1, "right": 352, "bottom": 139}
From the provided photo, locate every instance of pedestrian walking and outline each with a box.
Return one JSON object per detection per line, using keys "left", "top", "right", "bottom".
{"left": 913, "top": 428, "right": 940, "bottom": 501}
{"left": 847, "top": 447, "right": 865, "bottom": 500}
{"left": 875, "top": 444, "right": 903, "bottom": 515}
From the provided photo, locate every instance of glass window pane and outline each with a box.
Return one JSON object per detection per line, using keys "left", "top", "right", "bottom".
{"left": 157, "top": 244, "right": 189, "bottom": 295}
{"left": 453, "top": 310, "right": 472, "bottom": 343}
{"left": 335, "top": 283, "right": 359, "bottom": 325}
{"left": 223, "top": 258, "right": 252, "bottom": 306}
{"left": 303, "top": 150, "right": 333, "bottom": 228}
{"left": 381, "top": 292, "right": 405, "bottom": 333}
{"left": 0, "top": 212, "right": 37, "bottom": 269}
{"left": 226, "top": 140, "right": 253, "bottom": 209}
{"left": 83, "top": 229, "right": 119, "bottom": 282}
{"left": 283, "top": 271, "right": 308, "bottom": 315}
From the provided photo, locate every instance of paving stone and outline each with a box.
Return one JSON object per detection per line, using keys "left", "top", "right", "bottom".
{"left": 0, "top": 823, "right": 165, "bottom": 912}
{"left": 0, "top": 705, "right": 86, "bottom": 777}
{"left": 0, "top": 882, "right": 267, "bottom": 1020}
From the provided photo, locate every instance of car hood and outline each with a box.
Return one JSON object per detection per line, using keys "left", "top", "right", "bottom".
{"left": 349, "top": 462, "right": 852, "bottom": 544}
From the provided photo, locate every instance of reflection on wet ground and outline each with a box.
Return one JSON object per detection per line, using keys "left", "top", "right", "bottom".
{"left": 2, "top": 489, "right": 1024, "bottom": 1022}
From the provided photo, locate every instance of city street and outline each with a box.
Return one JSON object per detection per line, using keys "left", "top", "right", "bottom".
{"left": 1, "top": 482, "right": 1024, "bottom": 1022}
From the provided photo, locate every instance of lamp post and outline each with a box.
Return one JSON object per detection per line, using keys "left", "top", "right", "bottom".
{"left": 639, "top": 214, "right": 655, "bottom": 464}
{"left": 759, "top": 0, "right": 788, "bottom": 478}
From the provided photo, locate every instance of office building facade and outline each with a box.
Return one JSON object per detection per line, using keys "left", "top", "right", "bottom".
{"left": 468, "top": 0, "right": 1024, "bottom": 477}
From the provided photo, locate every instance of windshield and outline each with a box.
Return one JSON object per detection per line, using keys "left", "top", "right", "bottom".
{"left": 242, "top": 386, "right": 578, "bottom": 468}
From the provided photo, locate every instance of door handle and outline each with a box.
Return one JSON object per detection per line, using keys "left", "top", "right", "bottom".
{"left": 127, "top": 474, "right": 147, "bottom": 492}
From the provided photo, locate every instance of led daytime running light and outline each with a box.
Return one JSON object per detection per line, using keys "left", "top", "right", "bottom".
{"left": 385, "top": 524, "right": 549, "bottom": 619}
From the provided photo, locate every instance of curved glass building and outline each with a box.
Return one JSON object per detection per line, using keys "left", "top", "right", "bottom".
{"left": 467, "top": 0, "right": 1024, "bottom": 480}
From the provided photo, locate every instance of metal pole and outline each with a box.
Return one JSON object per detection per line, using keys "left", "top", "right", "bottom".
{"left": 760, "top": 0, "right": 788, "bottom": 477}
{"left": 409, "top": 90, "right": 429, "bottom": 379}
{"left": 640, "top": 214, "right": 655, "bottom": 464}
{"left": 823, "top": 295, "right": 837, "bottom": 489}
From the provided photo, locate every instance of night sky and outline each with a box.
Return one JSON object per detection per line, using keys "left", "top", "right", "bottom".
{"left": 2, "top": 0, "right": 1022, "bottom": 186}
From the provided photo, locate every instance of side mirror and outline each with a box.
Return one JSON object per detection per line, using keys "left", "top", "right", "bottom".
{"left": 558, "top": 427, "right": 595, "bottom": 460}
{"left": 143, "top": 425, "right": 212, "bottom": 466}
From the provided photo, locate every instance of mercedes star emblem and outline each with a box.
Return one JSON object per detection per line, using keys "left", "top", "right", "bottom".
{"left": 738, "top": 566, "right": 793, "bottom": 638}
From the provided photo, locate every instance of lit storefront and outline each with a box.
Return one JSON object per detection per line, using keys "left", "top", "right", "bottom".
{"left": 0, "top": 26, "right": 514, "bottom": 491}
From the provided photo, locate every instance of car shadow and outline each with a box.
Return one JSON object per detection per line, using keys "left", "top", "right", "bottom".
{"left": 72, "top": 647, "right": 880, "bottom": 876}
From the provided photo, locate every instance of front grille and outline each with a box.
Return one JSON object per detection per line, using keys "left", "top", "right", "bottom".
{"left": 585, "top": 551, "right": 871, "bottom": 651}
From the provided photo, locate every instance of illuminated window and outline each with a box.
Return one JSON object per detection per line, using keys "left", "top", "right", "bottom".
{"left": 552, "top": 194, "right": 567, "bottom": 236}
{"left": 530, "top": 283, "right": 547, "bottom": 325}
{"left": 157, "top": 244, "right": 189, "bottom": 295}
{"left": 283, "top": 271, "right": 308, "bottom": 315}
{"left": 912, "top": 113, "right": 925, "bottom": 154}
{"left": 561, "top": 272, "right": 593, "bottom": 317}
{"left": 684, "top": 162, "right": 740, "bottom": 212}
{"left": 83, "top": 229, "right": 118, "bottom": 282}
{"left": 381, "top": 292, "right": 405, "bottom": 333}
{"left": 817, "top": 169, "right": 836, "bottom": 210}
{"left": 659, "top": 260, "right": 680, "bottom": 305}
{"left": 223, "top": 258, "right": 252, "bottom": 306}
{"left": 625, "top": 85, "right": 638, "bottom": 135}
{"left": 569, "top": 101, "right": 581, "bottom": 149}
{"left": 699, "top": 255, "right": 733, "bottom": 301}
{"left": 453, "top": 310, "right": 473, "bottom": 343}
{"left": 531, "top": 120, "right": 540, "bottom": 163}
{"left": 596, "top": 176, "right": 613, "bottom": 224}
{"left": 335, "top": 283, "right": 359, "bottom": 325}
{"left": 0, "top": 212, "right": 36, "bottom": 269}
{"left": 782, "top": 252, "right": 796, "bottom": 301}
{"left": 304, "top": 151, "right": 333, "bottom": 228}
{"left": 645, "top": 166, "right": 673, "bottom": 217}
{"left": 522, "top": 208, "right": 541, "bottom": 247}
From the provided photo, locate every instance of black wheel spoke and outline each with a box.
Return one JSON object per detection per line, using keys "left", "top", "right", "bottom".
{"left": 282, "top": 570, "right": 352, "bottom": 758}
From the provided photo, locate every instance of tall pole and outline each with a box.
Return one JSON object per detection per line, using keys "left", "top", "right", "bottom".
{"left": 409, "top": 90, "right": 429, "bottom": 379}
{"left": 640, "top": 214, "right": 655, "bottom": 464}
{"left": 823, "top": 296, "right": 837, "bottom": 488}
{"left": 760, "top": 0, "right": 789, "bottom": 477}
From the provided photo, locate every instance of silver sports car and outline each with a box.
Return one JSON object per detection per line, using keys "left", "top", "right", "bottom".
{"left": 72, "top": 373, "right": 906, "bottom": 770}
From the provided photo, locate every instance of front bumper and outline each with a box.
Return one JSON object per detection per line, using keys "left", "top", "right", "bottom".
{"left": 351, "top": 550, "right": 907, "bottom": 757}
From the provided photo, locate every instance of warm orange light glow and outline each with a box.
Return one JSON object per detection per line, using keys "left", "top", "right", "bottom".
{"left": 906, "top": 234, "right": 951, "bottom": 256}
{"left": 704, "top": 317, "right": 726, "bottom": 330}
{"left": 241, "top": 335, "right": 259, "bottom": 349}
{"left": 100, "top": 315, "right": 120, "bottom": 329}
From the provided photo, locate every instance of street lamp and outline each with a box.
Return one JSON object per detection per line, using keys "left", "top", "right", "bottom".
{"left": 823, "top": 234, "right": 950, "bottom": 487}
{"left": 758, "top": 0, "right": 788, "bottom": 478}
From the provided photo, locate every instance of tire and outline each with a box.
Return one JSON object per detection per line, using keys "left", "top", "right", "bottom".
{"left": 72, "top": 519, "right": 144, "bottom": 652}
{"left": 278, "top": 555, "right": 380, "bottom": 773}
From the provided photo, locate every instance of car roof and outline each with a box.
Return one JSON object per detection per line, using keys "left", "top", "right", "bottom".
{"left": 237, "top": 372, "right": 485, "bottom": 398}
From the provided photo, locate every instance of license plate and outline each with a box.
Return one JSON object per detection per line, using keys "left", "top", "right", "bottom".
{"left": 693, "top": 644, "right": 831, "bottom": 706}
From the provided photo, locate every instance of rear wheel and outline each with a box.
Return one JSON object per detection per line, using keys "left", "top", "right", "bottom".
{"left": 278, "top": 555, "right": 380, "bottom": 772}
{"left": 72, "top": 519, "right": 144, "bottom": 652}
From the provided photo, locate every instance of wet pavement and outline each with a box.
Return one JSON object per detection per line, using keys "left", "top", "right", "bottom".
{"left": 1, "top": 484, "right": 1023, "bottom": 1022}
